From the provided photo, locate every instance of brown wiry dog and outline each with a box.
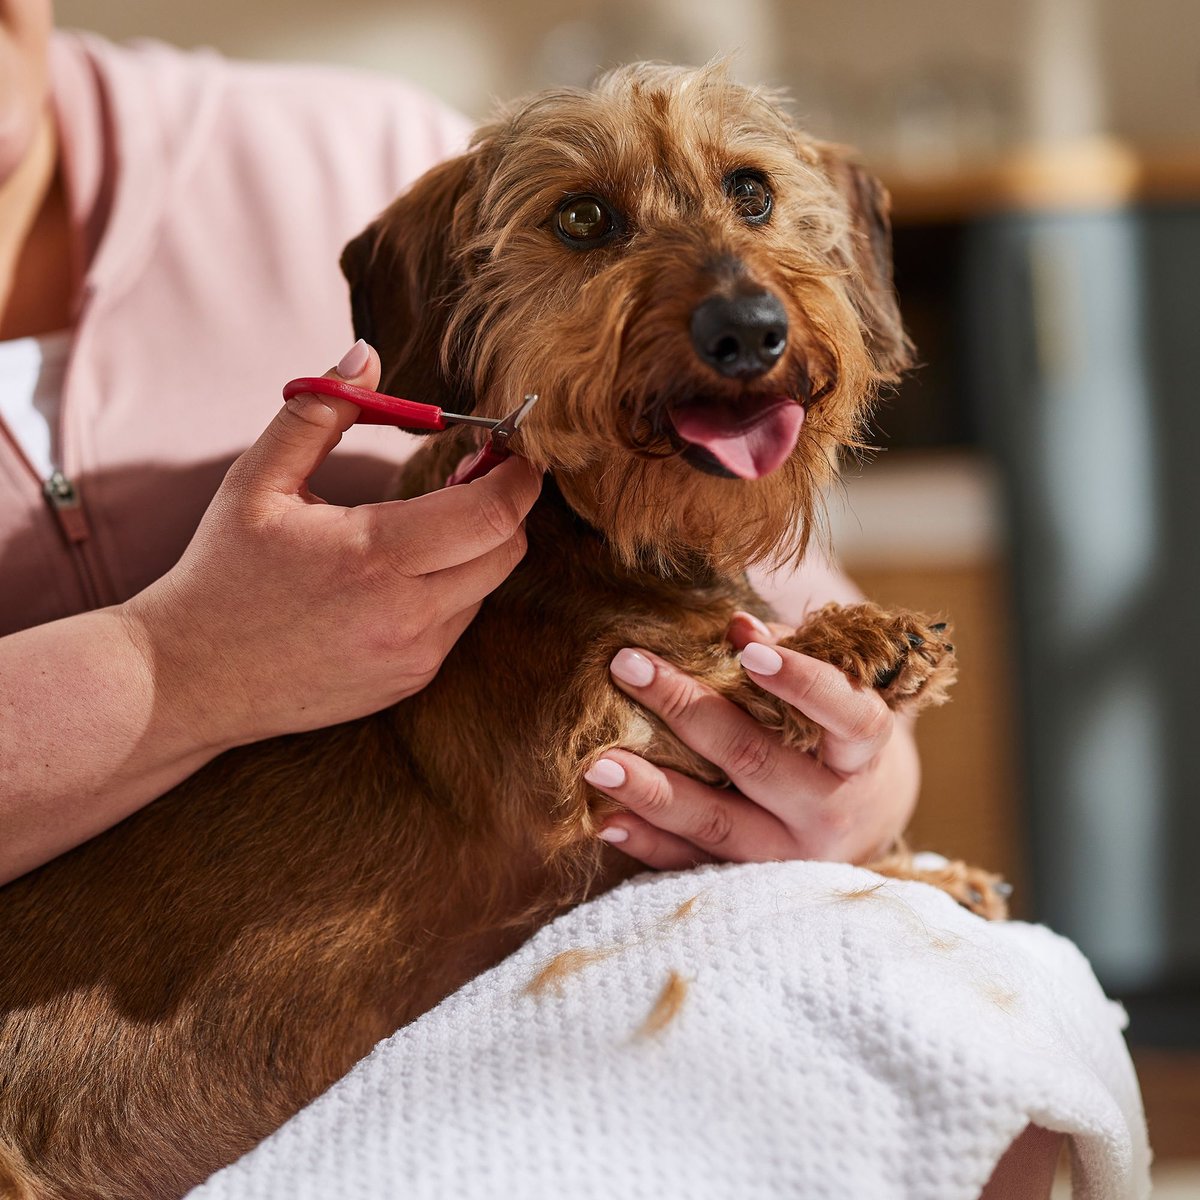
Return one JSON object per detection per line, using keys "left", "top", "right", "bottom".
{"left": 0, "top": 63, "right": 1005, "bottom": 1200}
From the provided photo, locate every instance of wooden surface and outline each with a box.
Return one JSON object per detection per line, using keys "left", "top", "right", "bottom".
{"left": 881, "top": 138, "right": 1200, "bottom": 224}
{"left": 1132, "top": 1049, "right": 1200, "bottom": 1161}
{"left": 841, "top": 555, "right": 1029, "bottom": 911}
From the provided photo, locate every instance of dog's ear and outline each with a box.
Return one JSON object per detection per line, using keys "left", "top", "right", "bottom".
{"left": 813, "top": 144, "right": 914, "bottom": 380}
{"left": 340, "top": 151, "right": 481, "bottom": 407}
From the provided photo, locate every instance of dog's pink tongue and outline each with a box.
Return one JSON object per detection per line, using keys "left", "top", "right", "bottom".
{"left": 670, "top": 399, "right": 804, "bottom": 479}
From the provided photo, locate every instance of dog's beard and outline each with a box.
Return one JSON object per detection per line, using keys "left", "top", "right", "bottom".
{"left": 545, "top": 407, "right": 840, "bottom": 578}
{"left": 456, "top": 310, "right": 859, "bottom": 577}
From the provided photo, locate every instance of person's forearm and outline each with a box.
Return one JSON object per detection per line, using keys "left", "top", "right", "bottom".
{"left": 0, "top": 605, "right": 220, "bottom": 884}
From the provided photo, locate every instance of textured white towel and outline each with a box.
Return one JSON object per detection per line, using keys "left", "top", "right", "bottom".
{"left": 188, "top": 861, "right": 1151, "bottom": 1200}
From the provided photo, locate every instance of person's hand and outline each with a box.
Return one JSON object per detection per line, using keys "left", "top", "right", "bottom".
{"left": 121, "top": 339, "right": 542, "bottom": 753}
{"left": 584, "top": 612, "right": 920, "bottom": 868}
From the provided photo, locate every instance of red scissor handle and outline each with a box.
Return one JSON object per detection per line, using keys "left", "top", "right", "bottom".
{"left": 445, "top": 441, "right": 510, "bottom": 486}
{"left": 281, "top": 377, "right": 448, "bottom": 430}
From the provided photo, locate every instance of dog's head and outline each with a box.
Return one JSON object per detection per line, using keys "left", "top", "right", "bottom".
{"left": 342, "top": 62, "right": 912, "bottom": 574}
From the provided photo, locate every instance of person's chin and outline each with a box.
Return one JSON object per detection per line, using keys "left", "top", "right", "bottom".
{"left": 0, "top": 20, "right": 51, "bottom": 186}
{"left": 0, "top": 89, "right": 44, "bottom": 187}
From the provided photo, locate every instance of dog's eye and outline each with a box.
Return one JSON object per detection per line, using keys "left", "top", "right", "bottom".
{"left": 555, "top": 196, "right": 616, "bottom": 247}
{"left": 726, "top": 171, "right": 772, "bottom": 225}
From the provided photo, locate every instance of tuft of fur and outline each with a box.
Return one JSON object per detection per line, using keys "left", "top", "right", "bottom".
{"left": 525, "top": 947, "right": 619, "bottom": 996}
{"left": 637, "top": 971, "right": 690, "bottom": 1038}
{"left": 0, "top": 64, "right": 992, "bottom": 1200}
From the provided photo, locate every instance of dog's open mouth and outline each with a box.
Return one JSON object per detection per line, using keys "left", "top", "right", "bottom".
{"left": 667, "top": 395, "right": 804, "bottom": 480}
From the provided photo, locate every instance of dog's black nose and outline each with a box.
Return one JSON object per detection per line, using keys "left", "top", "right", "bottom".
{"left": 690, "top": 291, "right": 788, "bottom": 379}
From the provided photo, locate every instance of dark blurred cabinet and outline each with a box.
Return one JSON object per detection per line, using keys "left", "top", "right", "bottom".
{"left": 858, "top": 156, "right": 1200, "bottom": 1166}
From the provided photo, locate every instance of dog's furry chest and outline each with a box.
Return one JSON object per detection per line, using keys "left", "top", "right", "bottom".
{"left": 415, "top": 481, "right": 757, "bottom": 754}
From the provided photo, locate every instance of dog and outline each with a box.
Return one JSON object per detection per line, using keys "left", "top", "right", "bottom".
{"left": 0, "top": 62, "right": 1005, "bottom": 1200}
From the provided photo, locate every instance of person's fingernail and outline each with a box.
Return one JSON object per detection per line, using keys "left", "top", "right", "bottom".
{"left": 335, "top": 338, "right": 370, "bottom": 379}
{"left": 610, "top": 649, "right": 655, "bottom": 688}
{"left": 584, "top": 758, "right": 626, "bottom": 789}
{"left": 740, "top": 641, "right": 783, "bottom": 676}
{"left": 598, "top": 825, "right": 629, "bottom": 844}
{"left": 733, "top": 610, "right": 772, "bottom": 639}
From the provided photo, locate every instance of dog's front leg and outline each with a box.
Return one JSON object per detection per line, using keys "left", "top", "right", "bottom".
{"left": 568, "top": 607, "right": 1005, "bottom": 919}
{"left": 567, "top": 601, "right": 956, "bottom": 826}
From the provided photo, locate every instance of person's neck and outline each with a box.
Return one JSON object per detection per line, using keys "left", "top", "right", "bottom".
{"left": 0, "top": 107, "right": 72, "bottom": 341}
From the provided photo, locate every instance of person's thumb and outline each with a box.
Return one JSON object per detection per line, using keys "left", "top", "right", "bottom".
{"left": 239, "top": 339, "right": 381, "bottom": 498}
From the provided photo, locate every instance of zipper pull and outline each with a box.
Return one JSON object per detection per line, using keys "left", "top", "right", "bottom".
{"left": 43, "top": 470, "right": 91, "bottom": 544}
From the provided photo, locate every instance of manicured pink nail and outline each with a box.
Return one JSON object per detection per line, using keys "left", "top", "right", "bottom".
{"left": 733, "top": 610, "right": 772, "bottom": 639}
{"left": 610, "top": 649, "right": 655, "bottom": 688}
{"left": 336, "top": 338, "right": 370, "bottom": 379}
{"left": 740, "top": 641, "right": 783, "bottom": 676}
{"left": 584, "top": 758, "right": 626, "bottom": 789}
{"left": 598, "top": 826, "right": 629, "bottom": 844}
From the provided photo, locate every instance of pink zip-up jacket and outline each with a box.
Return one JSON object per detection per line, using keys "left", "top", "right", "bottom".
{"left": 0, "top": 33, "right": 470, "bottom": 636}
{"left": 1, "top": 34, "right": 857, "bottom": 640}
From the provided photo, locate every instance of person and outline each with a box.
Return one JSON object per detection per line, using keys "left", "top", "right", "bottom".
{"left": 0, "top": 0, "right": 919, "bottom": 886}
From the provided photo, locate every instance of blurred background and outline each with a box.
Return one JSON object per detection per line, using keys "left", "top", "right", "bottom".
{"left": 56, "top": 0, "right": 1200, "bottom": 1179}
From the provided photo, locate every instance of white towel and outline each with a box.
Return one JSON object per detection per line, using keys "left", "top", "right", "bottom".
{"left": 187, "top": 861, "right": 1151, "bottom": 1200}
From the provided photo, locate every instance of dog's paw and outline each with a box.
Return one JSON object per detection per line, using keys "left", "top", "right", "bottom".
{"left": 782, "top": 603, "right": 958, "bottom": 717}
{"left": 868, "top": 848, "right": 1011, "bottom": 920}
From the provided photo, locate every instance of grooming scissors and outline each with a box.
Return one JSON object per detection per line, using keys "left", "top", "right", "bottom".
{"left": 281, "top": 377, "right": 539, "bottom": 485}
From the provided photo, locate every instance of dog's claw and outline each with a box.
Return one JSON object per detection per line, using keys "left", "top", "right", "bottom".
{"left": 873, "top": 660, "right": 903, "bottom": 689}
{"left": 930, "top": 622, "right": 947, "bottom": 633}
{"left": 875, "top": 633, "right": 925, "bottom": 688}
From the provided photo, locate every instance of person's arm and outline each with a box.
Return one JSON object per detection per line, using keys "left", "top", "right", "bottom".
{"left": 582, "top": 550, "right": 921, "bottom": 868}
{"left": 0, "top": 342, "right": 541, "bottom": 884}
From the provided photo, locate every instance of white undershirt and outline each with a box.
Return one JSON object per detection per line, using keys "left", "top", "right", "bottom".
{"left": 0, "top": 331, "right": 71, "bottom": 480}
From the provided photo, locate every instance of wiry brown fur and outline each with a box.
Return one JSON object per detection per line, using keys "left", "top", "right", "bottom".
{"left": 348, "top": 63, "right": 911, "bottom": 575}
{"left": 0, "top": 63, "right": 999, "bottom": 1200}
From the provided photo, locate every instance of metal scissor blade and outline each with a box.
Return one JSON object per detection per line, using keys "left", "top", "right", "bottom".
{"left": 440, "top": 411, "right": 502, "bottom": 430}
{"left": 442, "top": 394, "right": 540, "bottom": 488}
{"left": 490, "top": 393, "right": 540, "bottom": 445}
{"left": 442, "top": 393, "right": 540, "bottom": 437}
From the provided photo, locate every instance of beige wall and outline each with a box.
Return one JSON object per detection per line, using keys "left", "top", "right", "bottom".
{"left": 55, "top": 0, "right": 1199, "bottom": 157}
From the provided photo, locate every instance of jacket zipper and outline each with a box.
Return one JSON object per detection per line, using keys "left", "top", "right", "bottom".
{"left": 48, "top": 280, "right": 109, "bottom": 610}
{"left": 42, "top": 469, "right": 90, "bottom": 542}
{"left": 0, "top": 414, "right": 104, "bottom": 612}
{"left": 53, "top": 283, "right": 111, "bottom": 610}
{"left": 43, "top": 469, "right": 101, "bottom": 610}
